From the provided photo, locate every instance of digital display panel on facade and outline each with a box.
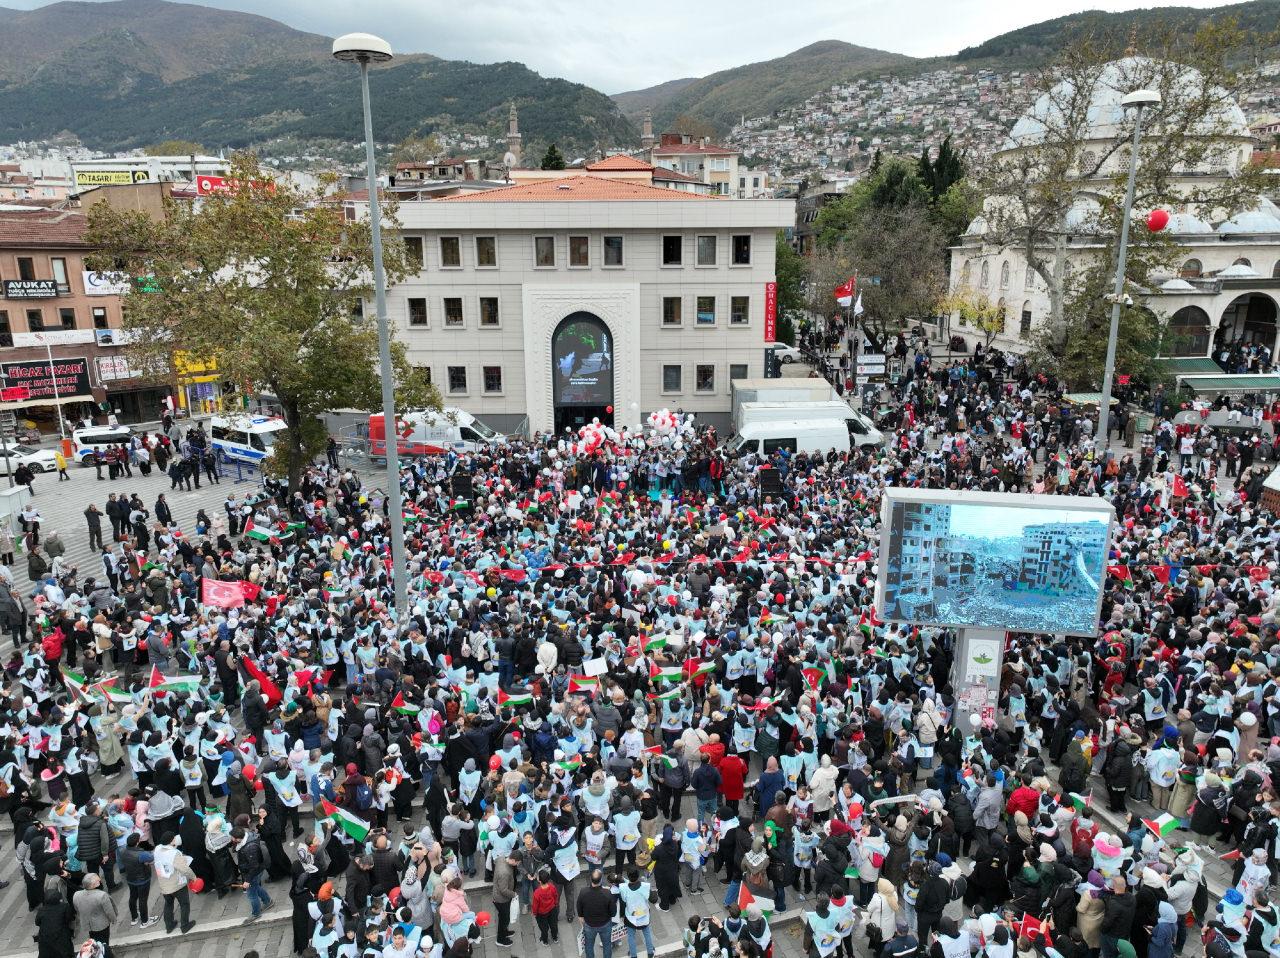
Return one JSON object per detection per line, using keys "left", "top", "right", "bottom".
{"left": 552, "top": 313, "right": 613, "bottom": 406}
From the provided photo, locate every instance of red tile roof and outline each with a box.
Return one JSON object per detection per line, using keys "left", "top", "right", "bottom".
{"left": 585, "top": 154, "right": 653, "bottom": 172}
{"left": 0, "top": 209, "right": 90, "bottom": 248}
{"left": 651, "top": 166, "right": 701, "bottom": 183}
{"left": 439, "top": 174, "right": 714, "bottom": 202}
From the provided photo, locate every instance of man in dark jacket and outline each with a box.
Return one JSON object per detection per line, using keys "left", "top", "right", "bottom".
{"left": 1104, "top": 734, "right": 1137, "bottom": 813}
{"left": 77, "top": 800, "right": 119, "bottom": 892}
{"left": 241, "top": 681, "right": 269, "bottom": 740}
{"left": 651, "top": 752, "right": 689, "bottom": 821}
{"left": 1100, "top": 875, "right": 1136, "bottom": 958}
{"left": 915, "top": 861, "right": 951, "bottom": 943}
{"left": 232, "top": 827, "right": 273, "bottom": 921}
{"left": 691, "top": 755, "right": 721, "bottom": 824}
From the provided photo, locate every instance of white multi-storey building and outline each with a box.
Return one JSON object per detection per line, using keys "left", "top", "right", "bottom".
{"left": 380, "top": 160, "right": 794, "bottom": 434}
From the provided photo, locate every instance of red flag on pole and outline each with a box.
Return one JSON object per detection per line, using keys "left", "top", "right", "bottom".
{"left": 241, "top": 657, "right": 283, "bottom": 709}
{"left": 201, "top": 578, "right": 246, "bottom": 608}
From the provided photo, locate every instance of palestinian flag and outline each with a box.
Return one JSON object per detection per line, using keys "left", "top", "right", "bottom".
{"left": 448, "top": 500, "right": 470, "bottom": 512}
{"left": 555, "top": 757, "right": 582, "bottom": 771}
{"left": 648, "top": 688, "right": 682, "bottom": 702}
{"left": 802, "top": 665, "right": 835, "bottom": 692}
{"left": 640, "top": 635, "right": 668, "bottom": 654}
{"left": 497, "top": 689, "right": 533, "bottom": 708}
{"left": 650, "top": 666, "right": 684, "bottom": 683}
{"left": 285, "top": 521, "right": 307, "bottom": 535}
{"left": 244, "top": 520, "right": 277, "bottom": 544}
{"left": 61, "top": 667, "right": 91, "bottom": 701}
{"left": 149, "top": 665, "right": 202, "bottom": 695}
{"left": 390, "top": 692, "right": 421, "bottom": 715}
{"left": 90, "top": 677, "right": 133, "bottom": 705}
{"left": 1106, "top": 565, "right": 1133, "bottom": 587}
{"left": 858, "top": 609, "right": 883, "bottom": 636}
{"left": 736, "top": 883, "right": 774, "bottom": 919}
{"left": 1068, "top": 792, "right": 1092, "bottom": 813}
{"left": 568, "top": 676, "right": 599, "bottom": 695}
{"left": 1142, "top": 813, "right": 1179, "bottom": 839}
{"left": 690, "top": 662, "right": 717, "bottom": 680}
{"left": 320, "top": 798, "right": 370, "bottom": 843}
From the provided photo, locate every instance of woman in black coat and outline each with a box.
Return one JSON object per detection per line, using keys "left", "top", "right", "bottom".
{"left": 289, "top": 849, "right": 325, "bottom": 953}
{"left": 35, "top": 888, "right": 74, "bottom": 958}
{"left": 652, "top": 824, "right": 682, "bottom": 910}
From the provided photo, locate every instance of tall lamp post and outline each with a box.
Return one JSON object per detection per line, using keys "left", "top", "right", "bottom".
{"left": 1096, "top": 87, "right": 1161, "bottom": 446}
{"left": 333, "top": 32, "right": 409, "bottom": 625}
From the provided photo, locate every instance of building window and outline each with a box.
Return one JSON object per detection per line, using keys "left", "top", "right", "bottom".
{"left": 59, "top": 307, "right": 75, "bottom": 329}
{"left": 711, "top": 157, "right": 729, "bottom": 171}
{"left": 1020, "top": 303, "right": 1032, "bottom": 338}
{"left": 439, "top": 236, "right": 461, "bottom": 268}
{"left": 479, "top": 297, "right": 500, "bottom": 327}
{"left": 696, "top": 235, "right": 717, "bottom": 266}
{"left": 1179, "top": 258, "right": 1203, "bottom": 278}
{"left": 731, "top": 235, "right": 751, "bottom": 265}
{"left": 534, "top": 236, "right": 555, "bottom": 267}
{"left": 603, "top": 235, "right": 624, "bottom": 266}
{"left": 1024, "top": 266, "right": 1035, "bottom": 290}
{"left": 442, "top": 298, "right": 464, "bottom": 327}
{"left": 662, "top": 297, "right": 682, "bottom": 326}
{"left": 16, "top": 257, "right": 34, "bottom": 281}
{"left": 404, "top": 237, "right": 424, "bottom": 268}
{"left": 420, "top": 366, "right": 433, "bottom": 386}
{"left": 696, "top": 296, "right": 716, "bottom": 325}
{"left": 51, "top": 257, "right": 69, "bottom": 294}
{"left": 730, "top": 296, "right": 749, "bottom": 325}
{"left": 662, "top": 364, "right": 682, "bottom": 392}
{"left": 483, "top": 366, "right": 503, "bottom": 393}
{"left": 999, "top": 261, "right": 1010, "bottom": 289}
{"left": 0, "top": 311, "right": 10, "bottom": 347}
{"left": 475, "top": 236, "right": 497, "bottom": 268}
{"left": 408, "top": 297, "right": 428, "bottom": 327}
{"left": 1273, "top": 260, "right": 1280, "bottom": 279}
{"left": 569, "top": 235, "right": 589, "bottom": 267}
{"left": 661, "top": 235, "right": 683, "bottom": 266}
{"left": 447, "top": 366, "right": 467, "bottom": 393}
{"left": 1233, "top": 257, "right": 1253, "bottom": 268}
{"left": 696, "top": 364, "right": 715, "bottom": 392}
{"left": 26, "top": 308, "right": 43, "bottom": 331}
{"left": 980, "top": 261, "right": 990, "bottom": 287}
{"left": 961, "top": 261, "right": 971, "bottom": 286}
{"left": 730, "top": 363, "right": 748, "bottom": 381}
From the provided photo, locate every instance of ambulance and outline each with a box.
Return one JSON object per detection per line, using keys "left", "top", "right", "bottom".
{"left": 367, "top": 408, "right": 502, "bottom": 459}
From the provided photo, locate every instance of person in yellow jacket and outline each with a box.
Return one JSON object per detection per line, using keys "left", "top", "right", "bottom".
{"left": 53, "top": 448, "right": 69, "bottom": 482}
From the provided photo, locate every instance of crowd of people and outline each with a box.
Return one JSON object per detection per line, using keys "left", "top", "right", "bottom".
{"left": 3, "top": 339, "right": 1280, "bottom": 958}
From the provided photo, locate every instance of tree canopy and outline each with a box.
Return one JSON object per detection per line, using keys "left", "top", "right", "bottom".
{"left": 540, "top": 144, "right": 567, "bottom": 170}
{"left": 84, "top": 153, "right": 438, "bottom": 492}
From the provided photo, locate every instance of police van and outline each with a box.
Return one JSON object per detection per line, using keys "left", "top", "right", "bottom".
{"left": 71, "top": 425, "right": 134, "bottom": 464}
{"left": 210, "top": 415, "right": 288, "bottom": 464}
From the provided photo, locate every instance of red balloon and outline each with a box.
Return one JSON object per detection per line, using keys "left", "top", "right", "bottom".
{"left": 1146, "top": 209, "right": 1169, "bottom": 232}
{"left": 848, "top": 803, "right": 864, "bottom": 818}
{"left": 188, "top": 877, "right": 205, "bottom": 893}
{"left": 243, "top": 765, "right": 257, "bottom": 780}
{"left": 667, "top": 594, "right": 679, "bottom": 606}
{"left": 476, "top": 911, "right": 492, "bottom": 928}
{"left": 254, "top": 780, "right": 265, "bottom": 792}
{"left": 617, "top": 481, "right": 626, "bottom": 490}
{"left": 775, "top": 593, "right": 786, "bottom": 604}
{"left": 489, "top": 755, "right": 502, "bottom": 771}
{"left": 605, "top": 406, "right": 613, "bottom": 414}
{"left": 388, "top": 886, "right": 401, "bottom": 907}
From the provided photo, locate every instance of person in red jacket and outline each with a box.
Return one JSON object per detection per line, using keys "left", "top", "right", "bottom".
{"left": 1004, "top": 772, "right": 1041, "bottom": 820}
{"left": 699, "top": 735, "right": 726, "bottom": 769}
{"left": 719, "top": 752, "right": 748, "bottom": 813}
{"left": 531, "top": 870, "right": 560, "bottom": 944}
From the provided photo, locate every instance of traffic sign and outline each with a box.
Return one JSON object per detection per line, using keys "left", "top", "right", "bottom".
{"left": 0, "top": 386, "right": 30, "bottom": 402}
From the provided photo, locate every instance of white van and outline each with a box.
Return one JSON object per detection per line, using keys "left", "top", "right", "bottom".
{"left": 71, "top": 425, "right": 133, "bottom": 464}
{"left": 368, "top": 407, "right": 502, "bottom": 459}
{"left": 725, "top": 419, "right": 851, "bottom": 457}
{"left": 210, "top": 415, "right": 288, "bottom": 464}
{"left": 736, "top": 400, "right": 885, "bottom": 449}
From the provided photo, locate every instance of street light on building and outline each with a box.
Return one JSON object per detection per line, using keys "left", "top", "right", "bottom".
{"left": 1096, "top": 87, "right": 1161, "bottom": 446}
{"left": 332, "top": 32, "right": 409, "bottom": 625}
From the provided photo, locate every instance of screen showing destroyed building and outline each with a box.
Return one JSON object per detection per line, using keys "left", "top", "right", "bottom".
{"left": 878, "top": 492, "right": 1111, "bottom": 636}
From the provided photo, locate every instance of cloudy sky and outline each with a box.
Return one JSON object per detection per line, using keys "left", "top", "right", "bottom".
{"left": 11, "top": 0, "right": 1242, "bottom": 91}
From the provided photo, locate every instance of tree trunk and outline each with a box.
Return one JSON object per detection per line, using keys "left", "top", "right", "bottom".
{"left": 282, "top": 400, "right": 305, "bottom": 496}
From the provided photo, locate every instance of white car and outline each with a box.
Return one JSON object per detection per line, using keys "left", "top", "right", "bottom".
{"left": 0, "top": 443, "right": 60, "bottom": 474}
{"left": 772, "top": 345, "right": 805, "bottom": 364}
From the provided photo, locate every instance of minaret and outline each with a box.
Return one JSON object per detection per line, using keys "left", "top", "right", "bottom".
{"left": 641, "top": 108, "right": 655, "bottom": 151}
{"left": 507, "top": 102, "right": 522, "bottom": 167}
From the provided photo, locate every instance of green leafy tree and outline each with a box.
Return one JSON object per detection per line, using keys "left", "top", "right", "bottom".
{"left": 774, "top": 232, "right": 806, "bottom": 345}
{"left": 393, "top": 134, "right": 441, "bottom": 165}
{"left": 84, "top": 153, "right": 439, "bottom": 493}
{"left": 540, "top": 144, "right": 566, "bottom": 170}
{"left": 917, "top": 135, "right": 966, "bottom": 203}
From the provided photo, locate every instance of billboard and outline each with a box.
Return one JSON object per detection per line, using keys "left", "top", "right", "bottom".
{"left": 552, "top": 313, "right": 613, "bottom": 406}
{"left": 764, "top": 281, "right": 777, "bottom": 341}
{"left": 2, "top": 358, "right": 93, "bottom": 402}
{"left": 74, "top": 169, "right": 149, "bottom": 186}
{"left": 876, "top": 488, "right": 1113, "bottom": 636}
{"left": 4, "top": 280, "right": 58, "bottom": 299}
{"left": 83, "top": 271, "right": 131, "bottom": 296}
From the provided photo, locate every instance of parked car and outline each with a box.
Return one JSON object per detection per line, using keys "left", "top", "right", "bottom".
{"left": 0, "top": 443, "right": 59, "bottom": 474}
{"left": 772, "top": 345, "right": 805, "bottom": 364}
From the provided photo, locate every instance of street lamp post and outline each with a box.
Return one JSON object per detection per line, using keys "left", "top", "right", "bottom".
{"left": 333, "top": 32, "right": 409, "bottom": 626}
{"left": 1096, "top": 88, "right": 1161, "bottom": 447}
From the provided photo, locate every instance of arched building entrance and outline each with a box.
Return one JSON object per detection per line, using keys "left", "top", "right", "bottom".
{"left": 1165, "top": 305, "right": 1211, "bottom": 357}
{"left": 552, "top": 312, "right": 614, "bottom": 433}
{"left": 1214, "top": 293, "right": 1279, "bottom": 356}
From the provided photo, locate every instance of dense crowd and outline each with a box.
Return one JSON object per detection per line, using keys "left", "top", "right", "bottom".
{"left": 4, "top": 341, "right": 1280, "bottom": 958}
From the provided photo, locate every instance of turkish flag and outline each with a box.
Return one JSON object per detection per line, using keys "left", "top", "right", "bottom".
{"left": 241, "top": 657, "right": 283, "bottom": 709}
{"left": 202, "top": 578, "right": 245, "bottom": 608}
{"left": 239, "top": 581, "right": 262, "bottom": 602}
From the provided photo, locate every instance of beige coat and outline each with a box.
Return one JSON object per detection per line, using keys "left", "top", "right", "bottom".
{"left": 154, "top": 851, "right": 195, "bottom": 896}
{"left": 1076, "top": 891, "right": 1105, "bottom": 948}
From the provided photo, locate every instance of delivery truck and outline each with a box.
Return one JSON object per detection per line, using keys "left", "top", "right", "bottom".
{"left": 729, "top": 378, "right": 837, "bottom": 426}
{"left": 368, "top": 408, "right": 503, "bottom": 459}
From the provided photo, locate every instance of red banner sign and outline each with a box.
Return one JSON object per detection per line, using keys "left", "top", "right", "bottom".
{"left": 195, "top": 175, "right": 275, "bottom": 195}
{"left": 764, "top": 281, "right": 778, "bottom": 342}
{"left": 0, "top": 386, "right": 30, "bottom": 402}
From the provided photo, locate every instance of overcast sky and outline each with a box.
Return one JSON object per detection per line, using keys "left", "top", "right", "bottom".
{"left": 9, "top": 0, "right": 1243, "bottom": 91}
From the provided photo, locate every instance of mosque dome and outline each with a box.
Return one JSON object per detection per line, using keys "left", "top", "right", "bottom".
{"left": 1217, "top": 198, "right": 1280, "bottom": 235}
{"left": 1005, "top": 55, "right": 1249, "bottom": 151}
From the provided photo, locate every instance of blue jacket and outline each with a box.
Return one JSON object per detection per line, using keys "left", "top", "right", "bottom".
{"left": 691, "top": 763, "right": 721, "bottom": 801}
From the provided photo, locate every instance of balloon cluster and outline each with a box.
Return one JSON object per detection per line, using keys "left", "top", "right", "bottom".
{"left": 647, "top": 408, "right": 678, "bottom": 436}
{"left": 572, "top": 419, "right": 619, "bottom": 456}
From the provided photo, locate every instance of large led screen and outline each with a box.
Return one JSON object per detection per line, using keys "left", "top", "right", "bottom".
{"left": 876, "top": 489, "right": 1113, "bottom": 636}
{"left": 553, "top": 313, "right": 614, "bottom": 406}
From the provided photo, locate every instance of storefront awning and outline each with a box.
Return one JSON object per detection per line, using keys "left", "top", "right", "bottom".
{"left": 0, "top": 393, "right": 95, "bottom": 411}
{"left": 1177, "top": 374, "right": 1280, "bottom": 393}
{"left": 1062, "top": 392, "right": 1119, "bottom": 406}
{"left": 1161, "top": 357, "right": 1220, "bottom": 375}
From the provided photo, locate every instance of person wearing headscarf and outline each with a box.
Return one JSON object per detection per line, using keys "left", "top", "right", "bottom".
{"left": 652, "top": 823, "right": 682, "bottom": 911}
{"left": 1149, "top": 899, "right": 1178, "bottom": 958}
{"left": 289, "top": 840, "right": 323, "bottom": 953}
{"left": 35, "top": 887, "right": 74, "bottom": 958}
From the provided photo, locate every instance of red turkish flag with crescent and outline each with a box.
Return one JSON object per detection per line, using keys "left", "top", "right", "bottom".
{"left": 202, "top": 578, "right": 245, "bottom": 608}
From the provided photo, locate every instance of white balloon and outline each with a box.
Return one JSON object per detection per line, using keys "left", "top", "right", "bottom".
{"left": 968, "top": 713, "right": 981, "bottom": 728}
